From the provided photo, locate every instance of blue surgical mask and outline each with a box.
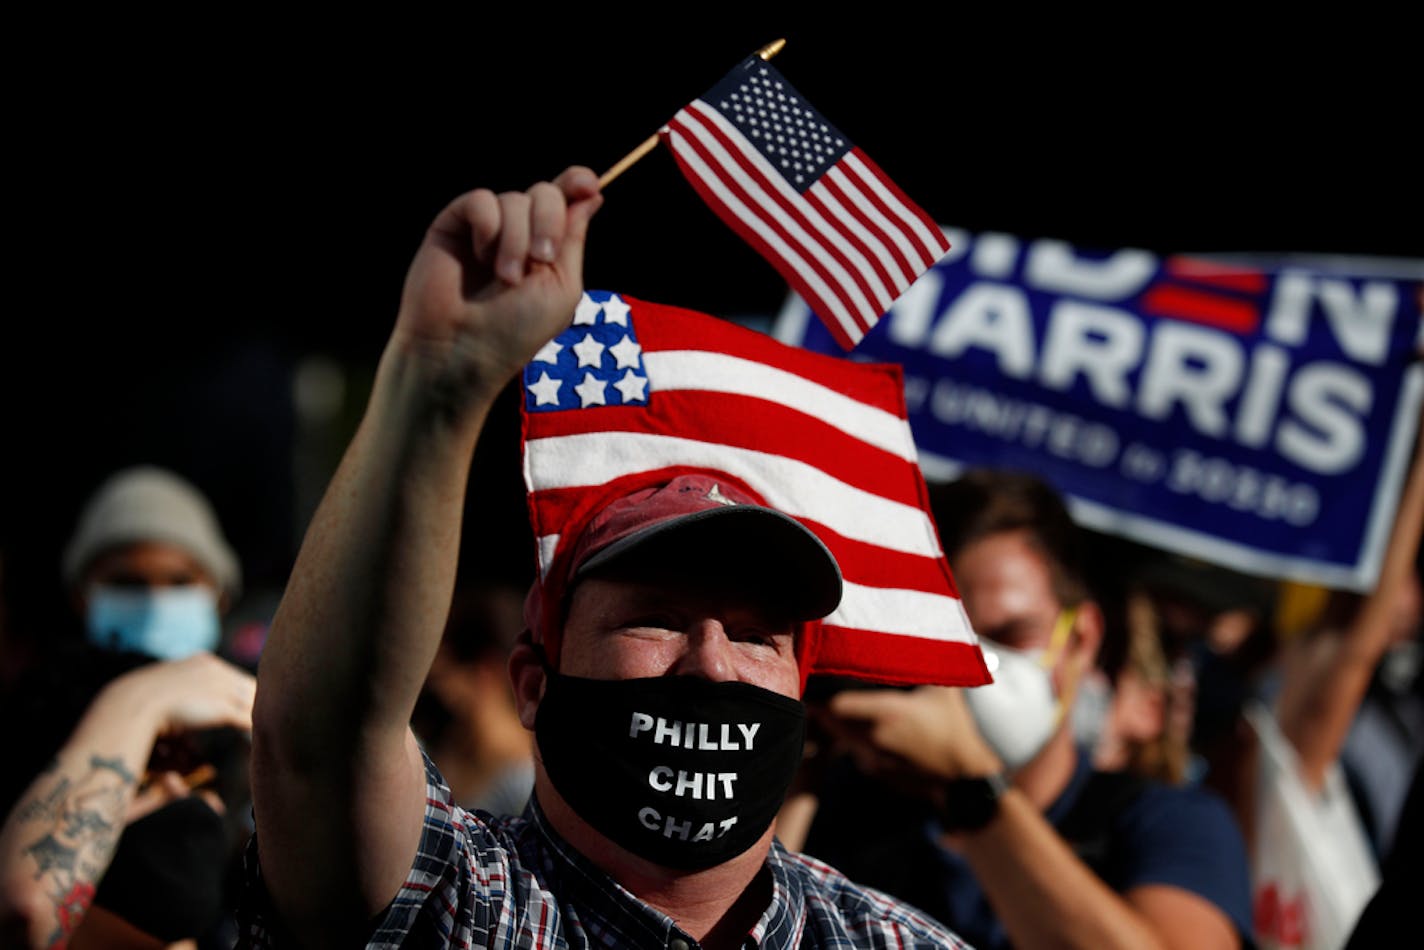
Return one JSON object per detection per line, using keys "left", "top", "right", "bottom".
{"left": 85, "top": 585, "right": 221, "bottom": 659}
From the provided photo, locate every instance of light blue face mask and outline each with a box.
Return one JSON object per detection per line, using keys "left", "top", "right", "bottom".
{"left": 85, "top": 585, "right": 221, "bottom": 660}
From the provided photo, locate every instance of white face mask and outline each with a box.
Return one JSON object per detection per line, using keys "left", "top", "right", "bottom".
{"left": 85, "top": 584, "right": 221, "bottom": 660}
{"left": 964, "top": 608, "right": 1076, "bottom": 772}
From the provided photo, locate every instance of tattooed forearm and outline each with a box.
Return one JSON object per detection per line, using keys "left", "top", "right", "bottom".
{"left": 87, "top": 755, "right": 135, "bottom": 784}
{"left": 61, "top": 810, "right": 112, "bottom": 838}
{"left": 5, "top": 753, "right": 140, "bottom": 946}
{"left": 12, "top": 777, "right": 70, "bottom": 824}
{"left": 46, "top": 881, "right": 96, "bottom": 950}
{"left": 21, "top": 835, "right": 77, "bottom": 877}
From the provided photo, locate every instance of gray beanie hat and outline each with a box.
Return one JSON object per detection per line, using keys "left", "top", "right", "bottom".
{"left": 62, "top": 466, "right": 242, "bottom": 599}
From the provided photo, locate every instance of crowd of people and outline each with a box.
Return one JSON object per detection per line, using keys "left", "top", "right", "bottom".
{"left": 0, "top": 166, "right": 1419, "bottom": 949}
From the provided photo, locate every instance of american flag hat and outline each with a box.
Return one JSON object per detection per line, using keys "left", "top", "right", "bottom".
{"left": 521, "top": 470, "right": 843, "bottom": 674}
{"left": 520, "top": 291, "right": 988, "bottom": 689}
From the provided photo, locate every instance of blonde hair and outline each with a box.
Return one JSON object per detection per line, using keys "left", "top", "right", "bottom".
{"left": 1119, "top": 590, "right": 1189, "bottom": 785}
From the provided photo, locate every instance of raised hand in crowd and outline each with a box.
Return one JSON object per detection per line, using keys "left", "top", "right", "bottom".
{"left": 250, "top": 169, "right": 602, "bottom": 942}
{"left": 1275, "top": 426, "right": 1424, "bottom": 793}
{"left": 390, "top": 167, "right": 604, "bottom": 416}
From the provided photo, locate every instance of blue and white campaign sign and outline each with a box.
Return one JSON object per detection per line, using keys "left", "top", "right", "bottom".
{"left": 775, "top": 231, "right": 1424, "bottom": 590}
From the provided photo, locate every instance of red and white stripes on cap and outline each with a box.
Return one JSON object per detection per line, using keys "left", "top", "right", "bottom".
{"left": 520, "top": 291, "right": 987, "bottom": 688}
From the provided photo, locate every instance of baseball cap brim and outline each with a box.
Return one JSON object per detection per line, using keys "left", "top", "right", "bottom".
{"left": 574, "top": 502, "right": 843, "bottom": 623}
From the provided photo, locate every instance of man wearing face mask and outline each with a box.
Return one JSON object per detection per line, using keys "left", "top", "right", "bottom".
{"left": 64, "top": 465, "right": 240, "bottom": 659}
{"left": 803, "top": 471, "right": 1253, "bottom": 950}
{"left": 1, "top": 466, "right": 257, "bottom": 947}
{"left": 242, "top": 168, "right": 973, "bottom": 949}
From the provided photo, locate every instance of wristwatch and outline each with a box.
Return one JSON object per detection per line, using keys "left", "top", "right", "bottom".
{"left": 937, "top": 772, "right": 1010, "bottom": 832}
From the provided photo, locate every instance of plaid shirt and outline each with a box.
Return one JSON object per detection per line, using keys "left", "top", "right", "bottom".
{"left": 239, "top": 755, "right": 972, "bottom": 949}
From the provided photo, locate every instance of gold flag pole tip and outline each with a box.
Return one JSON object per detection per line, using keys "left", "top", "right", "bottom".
{"left": 755, "top": 38, "right": 786, "bottom": 60}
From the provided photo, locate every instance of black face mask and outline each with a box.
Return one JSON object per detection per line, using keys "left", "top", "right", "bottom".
{"left": 535, "top": 672, "right": 806, "bottom": 870}
{"left": 94, "top": 796, "right": 229, "bottom": 940}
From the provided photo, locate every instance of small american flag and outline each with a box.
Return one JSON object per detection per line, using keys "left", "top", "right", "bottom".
{"left": 521, "top": 291, "right": 988, "bottom": 688}
{"left": 659, "top": 57, "right": 950, "bottom": 351}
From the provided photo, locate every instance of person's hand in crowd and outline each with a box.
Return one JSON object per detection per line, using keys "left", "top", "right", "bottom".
{"left": 813, "top": 686, "right": 1004, "bottom": 793}
{"left": 390, "top": 166, "right": 604, "bottom": 412}
{"left": 109, "top": 654, "right": 254, "bottom": 821}
{"left": 107, "top": 651, "right": 255, "bottom": 738}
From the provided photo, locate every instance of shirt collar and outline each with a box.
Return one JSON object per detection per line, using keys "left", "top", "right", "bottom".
{"left": 523, "top": 795, "right": 686, "bottom": 946}
{"left": 746, "top": 841, "right": 807, "bottom": 949}
{"left": 525, "top": 795, "right": 803, "bottom": 949}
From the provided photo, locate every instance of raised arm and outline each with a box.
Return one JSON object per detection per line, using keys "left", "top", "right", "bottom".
{"left": 1276, "top": 427, "right": 1424, "bottom": 791}
{"left": 0, "top": 654, "right": 254, "bottom": 949}
{"left": 248, "top": 168, "right": 601, "bottom": 944}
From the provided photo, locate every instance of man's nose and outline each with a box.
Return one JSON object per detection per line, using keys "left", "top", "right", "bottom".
{"left": 672, "top": 620, "right": 738, "bottom": 682}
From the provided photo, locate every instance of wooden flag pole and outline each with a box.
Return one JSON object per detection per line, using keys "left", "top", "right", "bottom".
{"left": 598, "top": 38, "right": 787, "bottom": 189}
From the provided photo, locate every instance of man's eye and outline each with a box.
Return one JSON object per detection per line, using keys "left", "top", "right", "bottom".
{"left": 735, "top": 629, "right": 789, "bottom": 649}
{"left": 622, "top": 615, "right": 681, "bottom": 632}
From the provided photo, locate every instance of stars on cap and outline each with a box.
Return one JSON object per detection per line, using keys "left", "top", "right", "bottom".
{"left": 572, "top": 295, "right": 603, "bottom": 326}
{"left": 532, "top": 340, "right": 563, "bottom": 365}
{"left": 523, "top": 292, "right": 651, "bottom": 412}
{"left": 574, "top": 372, "right": 608, "bottom": 407}
{"left": 572, "top": 333, "right": 606, "bottom": 368}
{"left": 612, "top": 369, "right": 648, "bottom": 402}
{"left": 602, "top": 296, "right": 631, "bottom": 326}
{"left": 609, "top": 334, "right": 642, "bottom": 369}
{"left": 527, "top": 371, "right": 562, "bottom": 406}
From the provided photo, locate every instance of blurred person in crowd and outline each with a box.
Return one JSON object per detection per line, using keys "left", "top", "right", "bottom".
{"left": 1271, "top": 481, "right": 1424, "bottom": 865}
{"left": 1337, "top": 557, "right": 1423, "bottom": 859}
{"left": 410, "top": 581, "right": 534, "bottom": 816}
{"left": 1236, "top": 424, "right": 1424, "bottom": 945}
{"left": 1251, "top": 560, "right": 1424, "bottom": 865}
{"left": 1147, "top": 432, "right": 1422, "bottom": 847}
{"left": 1271, "top": 431, "right": 1423, "bottom": 815}
{"left": 242, "top": 167, "right": 972, "bottom": 948}
{"left": 1135, "top": 554, "right": 1277, "bottom": 792}
{"left": 0, "top": 466, "right": 257, "bottom": 949}
{"left": 797, "top": 469, "right": 1252, "bottom": 950}
{"left": 1076, "top": 588, "right": 1191, "bottom": 786}
{"left": 1126, "top": 429, "right": 1422, "bottom": 948}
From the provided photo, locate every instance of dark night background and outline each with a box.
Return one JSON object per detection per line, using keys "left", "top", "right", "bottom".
{"left": 2, "top": 15, "right": 1419, "bottom": 641}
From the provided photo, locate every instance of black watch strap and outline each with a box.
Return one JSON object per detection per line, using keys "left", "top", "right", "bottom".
{"left": 937, "top": 772, "right": 1010, "bottom": 832}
